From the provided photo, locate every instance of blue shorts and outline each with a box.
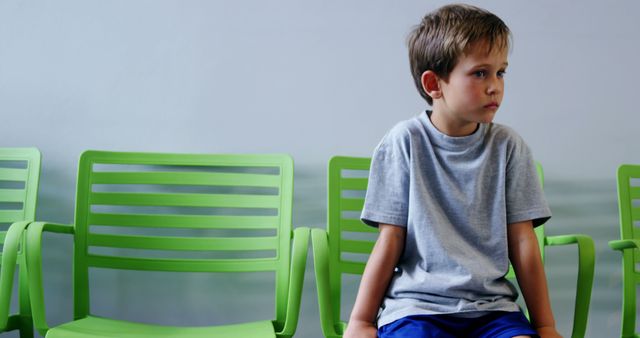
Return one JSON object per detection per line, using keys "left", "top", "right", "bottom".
{"left": 378, "top": 311, "right": 539, "bottom": 338}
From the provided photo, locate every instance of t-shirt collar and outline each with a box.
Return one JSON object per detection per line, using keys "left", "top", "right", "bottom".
{"left": 420, "top": 110, "right": 485, "bottom": 151}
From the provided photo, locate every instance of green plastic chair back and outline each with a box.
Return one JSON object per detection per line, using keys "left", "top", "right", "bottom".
{"left": 0, "top": 147, "right": 41, "bottom": 337}
{"left": 609, "top": 164, "right": 640, "bottom": 338}
{"left": 312, "top": 156, "right": 594, "bottom": 338}
{"left": 25, "top": 151, "right": 309, "bottom": 338}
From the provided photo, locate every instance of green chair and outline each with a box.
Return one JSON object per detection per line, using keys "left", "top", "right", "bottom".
{"left": 312, "top": 156, "right": 595, "bottom": 338}
{"left": 23, "top": 150, "right": 309, "bottom": 338}
{"left": 0, "top": 147, "right": 41, "bottom": 338}
{"left": 609, "top": 164, "right": 640, "bottom": 338}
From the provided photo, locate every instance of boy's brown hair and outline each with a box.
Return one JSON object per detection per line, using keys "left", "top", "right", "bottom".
{"left": 407, "top": 4, "right": 511, "bottom": 105}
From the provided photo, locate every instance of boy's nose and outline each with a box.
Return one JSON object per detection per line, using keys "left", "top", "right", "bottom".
{"left": 487, "top": 79, "right": 502, "bottom": 95}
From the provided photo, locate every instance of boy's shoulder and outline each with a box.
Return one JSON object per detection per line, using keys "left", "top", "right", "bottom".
{"left": 487, "top": 122, "right": 528, "bottom": 148}
{"left": 382, "top": 114, "right": 425, "bottom": 142}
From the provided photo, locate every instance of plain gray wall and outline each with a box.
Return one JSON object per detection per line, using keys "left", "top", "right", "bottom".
{"left": 2, "top": 0, "right": 639, "bottom": 181}
{"left": 0, "top": 1, "right": 638, "bottom": 336}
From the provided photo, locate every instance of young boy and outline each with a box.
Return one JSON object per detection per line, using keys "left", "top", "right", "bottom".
{"left": 345, "top": 4, "right": 560, "bottom": 338}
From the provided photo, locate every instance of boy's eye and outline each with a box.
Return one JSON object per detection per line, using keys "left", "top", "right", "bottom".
{"left": 497, "top": 70, "right": 507, "bottom": 78}
{"left": 473, "top": 70, "right": 486, "bottom": 78}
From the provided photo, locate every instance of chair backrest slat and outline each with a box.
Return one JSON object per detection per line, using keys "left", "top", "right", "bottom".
{"left": 0, "top": 189, "right": 27, "bottom": 202}
{"left": 87, "top": 213, "right": 279, "bottom": 229}
{"left": 340, "top": 262, "right": 365, "bottom": 275}
{"left": 0, "top": 168, "right": 29, "bottom": 182}
{"left": 91, "top": 171, "right": 281, "bottom": 187}
{"left": 87, "top": 255, "right": 279, "bottom": 272}
{"left": 629, "top": 186, "right": 640, "bottom": 200}
{"left": 339, "top": 178, "right": 368, "bottom": 190}
{"left": 87, "top": 233, "right": 278, "bottom": 251}
{"left": 90, "top": 192, "right": 281, "bottom": 208}
{"left": 339, "top": 239, "right": 374, "bottom": 255}
{"left": 339, "top": 198, "right": 365, "bottom": 211}
{"left": 0, "top": 211, "right": 25, "bottom": 223}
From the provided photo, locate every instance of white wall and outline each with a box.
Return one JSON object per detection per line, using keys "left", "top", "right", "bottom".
{"left": 2, "top": 1, "right": 639, "bottom": 182}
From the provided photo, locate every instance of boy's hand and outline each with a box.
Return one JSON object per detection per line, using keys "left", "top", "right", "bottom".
{"left": 537, "top": 326, "right": 563, "bottom": 338}
{"left": 343, "top": 319, "right": 377, "bottom": 338}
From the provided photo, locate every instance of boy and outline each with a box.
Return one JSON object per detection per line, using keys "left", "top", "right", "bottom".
{"left": 345, "top": 4, "right": 560, "bottom": 338}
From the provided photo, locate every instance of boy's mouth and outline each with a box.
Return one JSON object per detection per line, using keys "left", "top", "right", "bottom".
{"left": 484, "top": 102, "right": 499, "bottom": 109}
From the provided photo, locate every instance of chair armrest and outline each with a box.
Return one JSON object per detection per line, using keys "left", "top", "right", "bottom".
{"left": 311, "top": 228, "right": 342, "bottom": 338}
{"left": 545, "top": 234, "right": 595, "bottom": 338}
{"left": 608, "top": 239, "right": 640, "bottom": 251}
{"left": 24, "top": 222, "right": 74, "bottom": 337}
{"left": 277, "top": 227, "right": 310, "bottom": 338}
{"left": 0, "top": 221, "right": 33, "bottom": 331}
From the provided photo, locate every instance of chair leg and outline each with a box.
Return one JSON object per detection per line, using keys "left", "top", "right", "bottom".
{"left": 19, "top": 316, "right": 34, "bottom": 338}
{"left": 620, "top": 253, "right": 636, "bottom": 338}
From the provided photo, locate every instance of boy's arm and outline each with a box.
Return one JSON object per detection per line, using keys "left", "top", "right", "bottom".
{"left": 507, "top": 220, "right": 562, "bottom": 338}
{"left": 344, "top": 223, "right": 406, "bottom": 338}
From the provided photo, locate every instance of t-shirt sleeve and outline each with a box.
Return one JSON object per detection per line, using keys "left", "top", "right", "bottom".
{"left": 360, "top": 129, "right": 411, "bottom": 228}
{"left": 505, "top": 137, "right": 552, "bottom": 227}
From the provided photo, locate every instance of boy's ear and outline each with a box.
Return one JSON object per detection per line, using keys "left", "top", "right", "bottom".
{"left": 421, "top": 70, "right": 442, "bottom": 99}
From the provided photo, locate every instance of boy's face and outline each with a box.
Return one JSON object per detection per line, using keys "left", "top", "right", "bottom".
{"left": 432, "top": 41, "right": 508, "bottom": 136}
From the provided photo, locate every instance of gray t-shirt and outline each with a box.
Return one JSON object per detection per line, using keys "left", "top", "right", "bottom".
{"left": 361, "top": 111, "right": 551, "bottom": 328}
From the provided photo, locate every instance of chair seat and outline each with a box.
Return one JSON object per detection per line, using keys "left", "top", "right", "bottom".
{"left": 46, "top": 316, "right": 276, "bottom": 338}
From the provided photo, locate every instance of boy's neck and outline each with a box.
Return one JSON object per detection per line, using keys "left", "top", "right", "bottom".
{"left": 428, "top": 109, "right": 480, "bottom": 137}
